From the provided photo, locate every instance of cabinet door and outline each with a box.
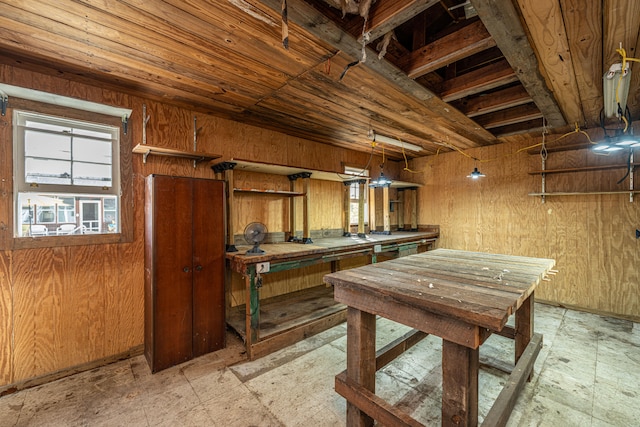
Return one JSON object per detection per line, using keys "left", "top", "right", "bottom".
{"left": 145, "top": 175, "right": 195, "bottom": 372}
{"left": 192, "top": 179, "right": 226, "bottom": 356}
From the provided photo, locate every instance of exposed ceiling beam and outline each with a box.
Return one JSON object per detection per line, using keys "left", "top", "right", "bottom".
{"left": 475, "top": 103, "right": 543, "bottom": 129}
{"left": 493, "top": 118, "right": 545, "bottom": 138}
{"left": 559, "top": 0, "right": 603, "bottom": 128}
{"left": 470, "top": 0, "right": 567, "bottom": 128}
{"left": 514, "top": 0, "right": 583, "bottom": 126}
{"left": 258, "top": 0, "right": 497, "bottom": 147}
{"left": 399, "top": 19, "right": 496, "bottom": 79}
{"left": 457, "top": 85, "right": 533, "bottom": 117}
{"left": 440, "top": 59, "right": 519, "bottom": 102}
{"left": 358, "top": 0, "right": 440, "bottom": 43}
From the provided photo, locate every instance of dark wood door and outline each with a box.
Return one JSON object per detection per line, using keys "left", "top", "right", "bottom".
{"left": 192, "top": 178, "right": 225, "bottom": 356}
{"left": 144, "top": 175, "right": 225, "bottom": 373}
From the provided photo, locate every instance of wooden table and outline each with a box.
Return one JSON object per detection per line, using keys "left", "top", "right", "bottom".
{"left": 226, "top": 231, "right": 439, "bottom": 359}
{"left": 323, "top": 249, "right": 556, "bottom": 427}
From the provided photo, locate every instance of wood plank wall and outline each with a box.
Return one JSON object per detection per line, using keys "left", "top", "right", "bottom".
{"left": 0, "top": 63, "right": 378, "bottom": 389}
{"left": 408, "top": 134, "right": 640, "bottom": 321}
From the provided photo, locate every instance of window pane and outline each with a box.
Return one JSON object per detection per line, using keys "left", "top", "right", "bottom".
{"left": 73, "top": 162, "right": 112, "bottom": 186}
{"left": 57, "top": 201, "right": 76, "bottom": 223}
{"left": 37, "top": 206, "right": 55, "bottom": 223}
{"left": 15, "top": 109, "right": 121, "bottom": 239}
{"left": 25, "top": 158, "right": 72, "bottom": 184}
{"left": 73, "top": 127, "right": 113, "bottom": 139}
{"left": 24, "top": 130, "right": 71, "bottom": 160}
{"left": 16, "top": 192, "right": 118, "bottom": 237}
{"left": 24, "top": 120, "right": 70, "bottom": 133}
{"left": 73, "top": 137, "right": 112, "bottom": 164}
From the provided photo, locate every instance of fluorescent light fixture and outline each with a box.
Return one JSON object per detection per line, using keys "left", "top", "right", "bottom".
{"left": 603, "top": 62, "right": 631, "bottom": 118}
{"left": 368, "top": 130, "right": 423, "bottom": 152}
{"left": 467, "top": 167, "right": 485, "bottom": 179}
{"left": 592, "top": 134, "right": 640, "bottom": 152}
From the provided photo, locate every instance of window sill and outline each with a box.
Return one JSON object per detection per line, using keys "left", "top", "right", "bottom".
{"left": 12, "top": 232, "right": 130, "bottom": 250}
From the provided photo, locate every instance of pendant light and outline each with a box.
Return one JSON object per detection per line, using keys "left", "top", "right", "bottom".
{"left": 467, "top": 159, "right": 485, "bottom": 179}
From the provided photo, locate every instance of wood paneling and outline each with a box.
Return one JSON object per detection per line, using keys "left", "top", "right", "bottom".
{"left": 0, "top": 62, "right": 383, "bottom": 389}
{"left": 412, "top": 135, "right": 640, "bottom": 320}
{"left": 0, "top": 251, "right": 11, "bottom": 385}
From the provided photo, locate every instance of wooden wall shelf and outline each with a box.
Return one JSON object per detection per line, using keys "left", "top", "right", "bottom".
{"left": 233, "top": 188, "right": 305, "bottom": 197}
{"left": 133, "top": 143, "right": 222, "bottom": 164}
{"left": 529, "top": 163, "right": 640, "bottom": 175}
{"left": 531, "top": 148, "right": 637, "bottom": 202}
{"left": 530, "top": 191, "right": 640, "bottom": 197}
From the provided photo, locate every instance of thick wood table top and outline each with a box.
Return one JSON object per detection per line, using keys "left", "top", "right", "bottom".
{"left": 324, "top": 248, "right": 555, "bottom": 332}
{"left": 226, "top": 231, "right": 439, "bottom": 273}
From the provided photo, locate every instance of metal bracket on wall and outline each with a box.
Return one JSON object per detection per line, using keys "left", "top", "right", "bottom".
{"left": 0, "top": 90, "right": 7, "bottom": 116}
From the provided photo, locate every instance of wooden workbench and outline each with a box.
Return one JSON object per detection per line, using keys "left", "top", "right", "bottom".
{"left": 226, "top": 230, "right": 439, "bottom": 359}
{"left": 324, "top": 248, "right": 556, "bottom": 427}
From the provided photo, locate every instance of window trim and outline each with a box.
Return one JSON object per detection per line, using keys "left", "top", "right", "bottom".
{"left": 0, "top": 96, "right": 133, "bottom": 250}
{"left": 344, "top": 166, "right": 369, "bottom": 226}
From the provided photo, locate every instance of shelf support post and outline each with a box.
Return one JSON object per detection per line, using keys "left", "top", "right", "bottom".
{"left": 630, "top": 151, "right": 634, "bottom": 203}
{"left": 289, "top": 177, "right": 298, "bottom": 241}
{"left": 212, "top": 162, "right": 238, "bottom": 252}
{"left": 343, "top": 180, "right": 355, "bottom": 237}
{"left": 367, "top": 184, "right": 375, "bottom": 236}
{"left": 302, "top": 173, "right": 313, "bottom": 243}
{"left": 410, "top": 187, "right": 418, "bottom": 231}
{"left": 357, "top": 180, "right": 366, "bottom": 237}
{"left": 382, "top": 184, "right": 391, "bottom": 235}
{"left": 397, "top": 188, "right": 405, "bottom": 231}
{"left": 287, "top": 172, "right": 313, "bottom": 243}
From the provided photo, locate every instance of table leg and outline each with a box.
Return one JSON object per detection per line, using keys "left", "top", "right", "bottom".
{"left": 245, "top": 267, "right": 259, "bottom": 359}
{"left": 346, "top": 307, "right": 376, "bottom": 427}
{"left": 442, "top": 340, "right": 479, "bottom": 427}
{"left": 515, "top": 292, "right": 534, "bottom": 379}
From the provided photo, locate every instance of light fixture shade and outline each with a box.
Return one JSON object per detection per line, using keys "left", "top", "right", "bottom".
{"left": 467, "top": 167, "right": 485, "bottom": 179}
{"left": 368, "top": 130, "right": 423, "bottom": 152}
{"left": 369, "top": 172, "right": 392, "bottom": 187}
{"left": 603, "top": 62, "right": 631, "bottom": 118}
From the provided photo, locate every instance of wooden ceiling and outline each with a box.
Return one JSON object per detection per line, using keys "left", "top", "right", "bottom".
{"left": 0, "top": 1, "right": 638, "bottom": 159}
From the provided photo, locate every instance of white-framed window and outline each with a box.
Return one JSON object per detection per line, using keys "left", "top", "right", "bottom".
{"left": 13, "top": 110, "right": 120, "bottom": 237}
{"left": 344, "top": 166, "right": 369, "bottom": 225}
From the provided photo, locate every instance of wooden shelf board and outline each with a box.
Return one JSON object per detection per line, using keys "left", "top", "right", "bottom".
{"left": 529, "top": 191, "right": 640, "bottom": 196}
{"left": 529, "top": 163, "right": 640, "bottom": 175}
{"left": 233, "top": 188, "right": 305, "bottom": 196}
{"left": 133, "top": 143, "right": 222, "bottom": 162}
{"left": 228, "top": 159, "right": 422, "bottom": 187}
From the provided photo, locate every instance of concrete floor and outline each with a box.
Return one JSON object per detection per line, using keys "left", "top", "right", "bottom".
{"left": 1, "top": 303, "right": 639, "bottom": 426}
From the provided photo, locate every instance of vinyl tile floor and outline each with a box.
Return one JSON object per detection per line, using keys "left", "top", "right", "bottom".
{"left": 1, "top": 303, "right": 639, "bottom": 426}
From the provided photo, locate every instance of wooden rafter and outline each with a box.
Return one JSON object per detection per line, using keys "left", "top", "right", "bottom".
{"left": 358, "top": 0, "right": 440, "bottom": 44}
{"left": 559, "top": 0, "right": 603, "bottom": 128}
{"left": 470, "top": 0, "right": 566, "bottom": 128}
{"left": 475, "top": 103, "right": 543, "bottom": 129}
{"left": 258, "top": 0, "right": 497, "bottom": 147}
{"left": 492, "top": 118, "right": 545, "bottom": 138}
{"left": 399, "top": 20, "right": 496, "bottom": 79}
{"left": 456, "top": 85, "right": 533, "bottom": 117}
{"left": 440, "top": 59, "right": 519, "bottom": 102}
{"left": 515, "top": 0, "right": 583, "bottom": 125}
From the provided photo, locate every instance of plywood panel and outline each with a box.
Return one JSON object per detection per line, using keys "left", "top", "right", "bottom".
{"left": 414, "top": 136, "right": 640, "bottom": 321}
{"left": 1, "top": 61, "right": 410, "bottom": 389}
{"left": 0, "top": 251, "right": 11, "bottom": 385}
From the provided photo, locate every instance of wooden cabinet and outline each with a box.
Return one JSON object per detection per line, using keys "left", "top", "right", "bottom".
{"left": 144, "top": 175, "right": 226, "bottom": 373}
